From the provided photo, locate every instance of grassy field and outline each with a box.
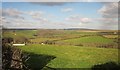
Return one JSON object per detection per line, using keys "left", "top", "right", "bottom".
{"left": 18, "top": 44, "right": 119, "bottom": 69}
{"left": 56, "top": 36, "right": 114, "bottom": 46}
{"left": 3, "top": 29, "right": 119, "bottom": 69}
{"left": 103, "top": 35, "right": 118, "bottom": 39}
{"left": 2, "top": 30, "right": 37, "bottom": 38}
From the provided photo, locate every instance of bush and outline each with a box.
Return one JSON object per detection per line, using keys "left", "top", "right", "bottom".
{"left": 2, "top": 37, "right": 13, "bottom": 44}
{"left": 2, "top": 44, "right": 30, "bottom": 70}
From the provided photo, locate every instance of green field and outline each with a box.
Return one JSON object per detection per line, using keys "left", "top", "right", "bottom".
{"left": 3, "top": 29, "right": 119, "bottom": 69}
{"left": 56, "top": 36, "right": 115, "bottom": 46}
{"left": 18, "top": 44, "right": 119, "bottom": 69}
{"left": 3, "top": 30, "right": 37, "bottom": 38}
{"left": 59, "top": 36, "right": 113, "bottom": 43}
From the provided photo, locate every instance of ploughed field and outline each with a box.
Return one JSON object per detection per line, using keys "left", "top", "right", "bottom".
{"left": 3, "top": 29, "right": 119, "bottom": 68}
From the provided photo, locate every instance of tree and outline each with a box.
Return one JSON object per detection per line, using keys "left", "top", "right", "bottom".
{"left": 2, "top": 37, "right": 13, "bottom": 44}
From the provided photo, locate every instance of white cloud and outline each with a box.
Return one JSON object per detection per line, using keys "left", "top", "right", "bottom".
{"left": 80, "top": 18, "right": 92, "bottom": 23}
{"left": 61, "top": 8, "right": 73, "bottom": 12}
{"left": 98, "top": 2, "right": 118, "bottom": 18}
{"left": 97, "top": 18, "right": 118, "bottom": 29}
{"left": 28, "top": 11, "right": 44, "bottom": 17}
{"left": 0, "top": 9, "right": 2, "bottom": 16}
{"left": 2, "top": 17, "right": 39, "bottom": 28}
{"left": 98, "top": 18, "right": 118, "bottom": 24}
{"left": 65, "top": 15, "right": 92, "bottom": 24}
{"left": 30, "top": 2, "right": 67, "bottom": 6}
{"left": 64, "top": 15, "right": 95, "bottom": 28}
{"left": 65, "top": 14, "right": 118, "bottom": 30}
{"left": 98, "top": 2, "right": 118, "bottom": 30}
{"left": 2, "top": 8, "right": 24, "bottom": 19}
{"left": 2, "top": 8, "right": 49, "bottom": 27}
{"left": 27, "top": 11, "right": 48, "bottom": 23}
{"left": 65, "top": 15, "right": 81, "bottom": 22}
{"left": 2, "top": 8, "right": 50, "bottom": 28}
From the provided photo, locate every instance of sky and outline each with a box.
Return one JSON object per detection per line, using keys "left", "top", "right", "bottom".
{"left": 2, "top": 0, "right": 119, "bottom": 2}
{"left": 1, "top": 2, "right": 118, "bottom": 30}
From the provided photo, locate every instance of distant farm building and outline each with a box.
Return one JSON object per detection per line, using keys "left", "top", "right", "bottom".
{"left": 41, "top": 43, "right": 45, "bottom": 45}
{"left": 12, "top": 44, "right": 26, "bottom": 46}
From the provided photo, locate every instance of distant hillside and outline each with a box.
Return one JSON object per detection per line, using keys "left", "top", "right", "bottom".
{"left": 64, "top": 28, "right": 120, "bottom": 32}
{"left": 2, "top": 27, "right": 119, "bottom": 32}
{"left": 65, "top": 28, "right": 99, "bottom": 31}
{"left": 2, "top": 28, "right": 37, "bottom": 30}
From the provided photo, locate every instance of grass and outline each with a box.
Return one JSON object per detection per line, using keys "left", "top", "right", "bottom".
{"left": 58, "top": 36, "right": 113, "bottom": 43}
{"left": 3, "top": 30, "right": 37, "bottom": 38}
{"left": 56, "top": 36, "right": 115, "bottom": 47}
{"left": 30, "top": 38, "right": 61, "bottom": 43}
{"left": 103, "top": 35, "right": 118, "bottom": 39}
{"left": 18, "top": 44, "right": 119, "bottom": 68}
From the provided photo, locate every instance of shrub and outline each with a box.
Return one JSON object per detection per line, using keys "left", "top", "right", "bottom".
{"left": 2, "top": 44, "right": 30, "bottom": 69}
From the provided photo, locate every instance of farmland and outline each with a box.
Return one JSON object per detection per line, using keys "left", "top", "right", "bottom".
{"left": 2, "top": 29, "right": 120, "bottom": 69}
{"left": 18, "top": 44, "right": 119, "bottom": 69}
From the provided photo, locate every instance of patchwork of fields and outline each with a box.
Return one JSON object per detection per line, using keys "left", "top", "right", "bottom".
{"left": 2, "top": 29, "right": 120, "bottom": 69}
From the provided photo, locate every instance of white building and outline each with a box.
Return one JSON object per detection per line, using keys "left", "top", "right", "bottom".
{"left": 13, "top": 44, "right": 25, "bottom": 46}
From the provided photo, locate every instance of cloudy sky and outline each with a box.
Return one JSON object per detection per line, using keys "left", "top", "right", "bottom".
{"left": 1, "top": 2, "right": 118, "bottom": 30}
